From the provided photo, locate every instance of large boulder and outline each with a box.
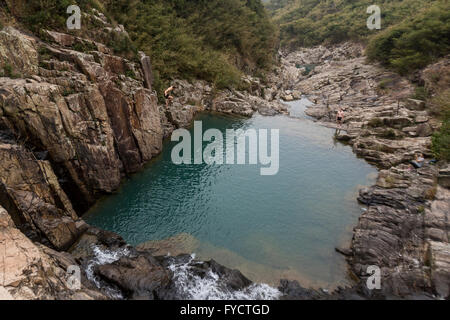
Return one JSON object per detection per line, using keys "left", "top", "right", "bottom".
{"left": 95, "top": 254, "right": 171, "bottom": 300}
{"left": 0, "top": 28, "right": 163, "bottom": 208}
{"left": 0, "top": 205, "right": 106, "bottom": 300}
{"left": 0, "top": 143, "right": 83, "bottom": 250}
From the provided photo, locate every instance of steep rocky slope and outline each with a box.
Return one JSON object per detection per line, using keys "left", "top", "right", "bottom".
{"left": 0, "top": 5, "right": 448, "bottom": 300}
{"left": 0, "top": 9, "right": 285, "bottom": 299}
{"left": 273, "top": 43, "right": 449, "bottom": 298}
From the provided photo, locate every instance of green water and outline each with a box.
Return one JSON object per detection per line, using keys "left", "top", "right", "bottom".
{"left": 85, "top": 100, "right": 377, "bottom": 288}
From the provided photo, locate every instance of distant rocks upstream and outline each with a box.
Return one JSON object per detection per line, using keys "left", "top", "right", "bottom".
{"left": 273, "top": 43, "right": 449, "bottom": 299}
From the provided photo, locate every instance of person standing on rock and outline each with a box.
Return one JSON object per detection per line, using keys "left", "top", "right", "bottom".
{"left": 165, "top": 86, "right": 175, "bottom": 107}
{"left": 336, "top": 108, "right": 345, "bottom": 129}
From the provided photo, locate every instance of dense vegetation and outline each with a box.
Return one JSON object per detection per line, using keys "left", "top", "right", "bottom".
{"left": 366, "top": 2, "right": 449, "bottom": 75}
{"left": 1, "top": 0, "right": 277, "bottom": 97}
{"left": 267, "top": 0, "right": 450, "bottom": 160}
{"left": 267, "top": 0, "right": 449, "bottom": 74}
{"left": 431, "top": 90, "right": 450, "bottom": 161}
{"left": 103, "top": 0, "right": 277, "bottom": 95}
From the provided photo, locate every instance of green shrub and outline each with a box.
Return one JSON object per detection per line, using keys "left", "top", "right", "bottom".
{"left": 72, "top": 41, "right": 97, "bottom": 53}
{"left": 107, "top": 31, "right": 138, "bottom": 60}
{"left": 270, "top": 0, "right": 449, "bottom": 75}
{"left": 62, "top": 88, "right": 75, "bottom": 96}
{"left": 271, "top": 0, "right": 443, "bottom": 48}
{"left": 377, "top": 79, "right": 394, "bottom": 92}
{"left": 4, "top": 64, "right": 13, "bottom": 77}
{"left": 380, "top": 129, "right": 397, "bottom": 140}
{"left": 366, "top": 1, "right": 450, "bottom": 74}
{"left": 431, "top": 90, "right": 450, "bottom": 160}
{"left": 368, "top": 118, "right": 384, "bottom": 128}
{"left": 424, "top": 186, "right": 438, "bottom": 200}
{"left": 412, "top": 86, "right": 430, "bottom": 101}
{"left": 20, "top": 0, "right": 73, "bottom": 33}
{"left": 105, "top": 0, "right": 276, "bottom": 98}
{"left": 38, "top": 46, "right": 53, "bottom": 61}
{"left": 432, "top": 118, "right": 450, "bottom": 161}
{"left": 1, "top": 63, "right": 19, "bottom": 78}
{"left": 125, "top": 69, "right": 136, "bottom": 80}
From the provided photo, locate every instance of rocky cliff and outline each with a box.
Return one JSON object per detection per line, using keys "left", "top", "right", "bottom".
{"left": 273, "top": 43, "right": 449, "bottom": 299}
{"left": 0, "top": 9, "right": 286, "bottom": 299}
{"left": 0, "top": 5, "right": 448, "bottom": 300}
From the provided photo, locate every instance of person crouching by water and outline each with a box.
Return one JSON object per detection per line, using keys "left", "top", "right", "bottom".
{"left": 409, "top": 153, "right": 425, "bottom": 170}
{"left": 164, "top": 86, "right": 175, "bottom": 107}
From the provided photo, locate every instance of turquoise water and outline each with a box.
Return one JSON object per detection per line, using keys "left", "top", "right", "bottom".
{"left": 85, "top": 100, "right": 376, "bottom": 288}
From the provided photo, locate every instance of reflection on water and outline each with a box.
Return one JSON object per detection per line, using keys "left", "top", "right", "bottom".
{"left": 85, "top": 100, "right": 377, "bottom": 289}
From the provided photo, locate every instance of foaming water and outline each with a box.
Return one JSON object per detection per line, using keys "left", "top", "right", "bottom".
{"left": 169, "top": 254, "right": 282, "bottom": 300}
{"left": 85, "top": 245, "right": 130, "bottom": 299}
{"left": 85, "top": 100, "right": 377, "bottom": 289}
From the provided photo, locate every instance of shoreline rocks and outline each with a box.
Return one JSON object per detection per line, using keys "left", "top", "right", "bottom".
{"left": 0, "top": 8, "right": 448, "bottom": 299}
{"left": 0, "top": 18, "right": 287, "bottom": 300}
{"left": 275, "top": 42, "right": 449, "bottom": 299}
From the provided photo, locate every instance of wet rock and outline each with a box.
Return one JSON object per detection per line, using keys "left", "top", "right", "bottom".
{"left": 335, "top": 247, "right": 353, "bottom": 257}
{"left": 278, "top": 280, "right": 325, "bottom": 300}
{"left": 95, "top": 254, "right": 171, "bottom": 300}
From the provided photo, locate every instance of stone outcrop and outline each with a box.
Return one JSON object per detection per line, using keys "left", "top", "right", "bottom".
{"left": 0, "top": 9, "right": 290, "bottom": 300}
{"left": 0, "top": 26, "right": 163, "bottom": 210}
{"left": 0, "top": 205, "right": 106, "bottom": 300}
{"left": 0, "top": 142, "right": 83, "bottom": 250}
{"left": 158, "top": 78, "right": 288, "bottom": 137}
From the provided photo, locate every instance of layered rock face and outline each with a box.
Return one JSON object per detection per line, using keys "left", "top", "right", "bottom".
{"left": 159, "top": 78, "right": 288, "bottom": 137}
{"left": 0, "top": 205, "right": 106, "bottom": 299}
{"left": 0, "top": 27, "right": 163, "bottom": 209}
{"left": 278, "top": 43, "right": 449, "bottom": 298}
{"left": 0, "top": 142, "right": 83, "bottom": 250}
{"left": 0, "top": 21, "right": 168, "bottom": 258}
{"left": 0, "top": 9, "right": 287, "bottom": 299}
{"left": 0, "top": 17, "right": 166, "bottom": 298}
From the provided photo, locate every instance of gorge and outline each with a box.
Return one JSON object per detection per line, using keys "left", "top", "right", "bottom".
{"left": 84, "top": 104, "right": 377, "bottom": 290}
{"left": 0, "top": 1, "right": 449, "bottom": 300}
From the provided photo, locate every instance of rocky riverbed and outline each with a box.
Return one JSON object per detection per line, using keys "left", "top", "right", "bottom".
{"left": 0, "top": 7, "right": 448, "bottom": 300}
{"left": 0, "top": 10, "right": 287, "bottom": 300}
{"left": 272, "top": 43, "right": 450, "bottom": 299}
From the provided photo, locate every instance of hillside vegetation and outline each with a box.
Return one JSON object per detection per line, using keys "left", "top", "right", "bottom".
{"left": 267, "top": 0, "right": 449, "bottom": 74}
{"left": 103, "top": 0, "right": 278, "bottom": 95}
{"left": 0, "top": 0, "right": 277, "bottom": 97}
{"left": 267, "top": 0, "right": 450, "bottom": 160}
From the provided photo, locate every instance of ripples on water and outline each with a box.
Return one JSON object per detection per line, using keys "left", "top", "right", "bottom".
{"left": 85, "top": 100, "right": 376, "bottom": 289}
